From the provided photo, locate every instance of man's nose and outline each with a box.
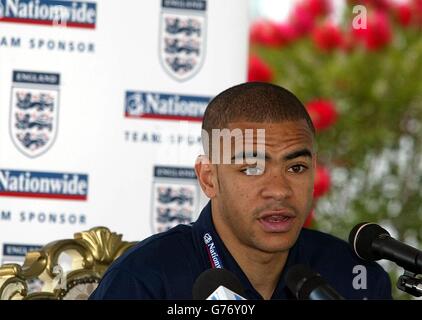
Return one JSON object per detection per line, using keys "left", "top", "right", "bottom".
{"left": 260, "top": 172, "right": 293, "bottom": 201}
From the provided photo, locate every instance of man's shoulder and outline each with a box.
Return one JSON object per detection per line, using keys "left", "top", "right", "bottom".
{"left": 108, "top": 224, "right": 195, "bottom": 274}
{"left": 300, "top": 227, "right": 351, "bottom": 251}
{"left": 90, "top": 224, "right": 199, "bottom": 299}
{"left": 299, "top": 227, "right": 368, "bottom": 265}
{"left": 299, "top": 227, "right": 388, "bottom": 280}
{"left": 298, "top": 228, "right": 392, "bottom": 299}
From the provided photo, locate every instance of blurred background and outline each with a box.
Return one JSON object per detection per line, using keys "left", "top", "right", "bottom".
{"left": 248, "top": 0, "right": 422, "bottom": 299}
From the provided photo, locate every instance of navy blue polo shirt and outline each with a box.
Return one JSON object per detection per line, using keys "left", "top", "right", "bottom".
{"left": 89, "top": 201, "right": 392, "bottom": 300}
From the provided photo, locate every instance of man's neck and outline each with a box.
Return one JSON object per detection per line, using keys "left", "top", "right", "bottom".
{"left": 211, "top": 210, "right": 288, "bottom": 300}
{"left": 231, "top": 244, "right": 288, "bottom": 300}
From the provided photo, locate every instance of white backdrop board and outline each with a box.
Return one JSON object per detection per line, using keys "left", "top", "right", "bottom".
{"left": 0, "top": 0, "right": 249, "bottom": 263}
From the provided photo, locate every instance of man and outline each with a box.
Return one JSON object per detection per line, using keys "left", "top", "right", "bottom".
{"left": 90, "top": 82, "right": 392, "bottom": 300}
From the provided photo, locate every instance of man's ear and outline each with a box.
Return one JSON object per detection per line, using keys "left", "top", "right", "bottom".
{"left": 195, "top": 155, "right": 217, "bottom": 198}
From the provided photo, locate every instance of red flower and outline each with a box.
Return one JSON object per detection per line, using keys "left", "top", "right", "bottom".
{"left": 274, "top": 22, "right": 298, "bottom": 46}
{"left": 303, "top": 209, "right": 315, "bottom": 228}
{"left": 352, "top": 11, "right": 392, "bottom": 51}
{"left": 250, "top": 20, "right": 282, "bottom": 47}
{"left": 313, "top": 165, "right": 331, "bottom": 198}
{"left": 306, "top": 99, "right": 338, "bottom": 131}
{"left": 304, "top": 0, "right": 332, "bottom": 18}
{"left": 366, "top": 0, "right": 392, "bottom": 11}
{"left": 348, "top": 0, "right": 391, "bottom": 11}
{"left": 312, "top": 23, "right": 343, "bottom": 52}
{"left": 365, "top": 11, "right": 392, "bottom": 50}
{"left": 413, "top": 0, "right": 422, "bottom": 26}
{"left": 289, "top": 4, "right": 316, "bottom": 36}
{"left": 393, "top": 3, "right": 412, "bottom": 27}
{"left": 248, "top": 55, "right": 273, "bottom": 83}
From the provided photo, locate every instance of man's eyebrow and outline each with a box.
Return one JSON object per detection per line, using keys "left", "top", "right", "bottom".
{"left": 230, "top": 149, "right": 313, "bottom": 162}
{"left": 283, "top": 148, "right": 313, "bottom": 161}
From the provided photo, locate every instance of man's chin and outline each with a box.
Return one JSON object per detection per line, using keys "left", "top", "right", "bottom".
{"left": 255, "top": 240, "right": 295, "bottom": 254}
{"left": 255, "top": 231, "right": 301, "bottom": 253}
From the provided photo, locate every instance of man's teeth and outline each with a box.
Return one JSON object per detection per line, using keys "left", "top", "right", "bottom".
{"left": 266, "top": 216, "right": 290, "bottom": 222}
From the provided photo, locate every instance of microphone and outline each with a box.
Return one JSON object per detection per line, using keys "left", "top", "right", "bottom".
{"left": 192, "top": 268, "right": 246, "bottom": 300}
{"left": 349, "top": 222, "right": 422, "bottom": 274}
{"left": 205, "top": 286, "right": 247, "bottom": 300}
{"left": 285, "top": 264, "right": 344, "bottom": 300}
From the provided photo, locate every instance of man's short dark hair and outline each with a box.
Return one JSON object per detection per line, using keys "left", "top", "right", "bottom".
{"left": 202, "top": 82, "right": 315, "bottom": 142}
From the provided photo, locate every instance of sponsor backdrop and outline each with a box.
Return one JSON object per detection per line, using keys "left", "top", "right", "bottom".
{"left": 0, "top": 0, "right": 249, "bottom": 264}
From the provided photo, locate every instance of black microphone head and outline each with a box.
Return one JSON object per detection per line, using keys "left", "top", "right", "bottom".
{"left": 349, "top": 222, "right": 390, "bottom": 261}
{"left": 192, "top": 268, "right": 245, "bottom": 300}
{"left": 285, "top": 264, "right": 327, "bottom": 300}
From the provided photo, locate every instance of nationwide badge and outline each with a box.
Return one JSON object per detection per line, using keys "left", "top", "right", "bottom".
{"left": 159, "top": 0, "right": 207, "bottom": 81}
{"left": 151, "top": 166, "right": 200, "bottom": 233}
{"left": 9, "top": 70, "right": 60, "bottom": 158}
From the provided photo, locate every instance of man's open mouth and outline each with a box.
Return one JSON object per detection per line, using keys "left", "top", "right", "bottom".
{"left": 258, "top": 210, "right": 296, "bottom": 232}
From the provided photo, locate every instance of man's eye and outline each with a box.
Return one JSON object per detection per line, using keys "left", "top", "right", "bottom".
{"left": 288, "top": 165, "right": 307, "bottom": 173}
{"left": 242, "top": 167, "right": 264, "bottom": 176}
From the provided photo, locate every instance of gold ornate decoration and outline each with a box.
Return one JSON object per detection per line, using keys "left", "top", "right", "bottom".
{"left": 0, "top": 227, "right": 136, "bottom": 300}
{"left": 0, "top": 264, "right": 27, "bottom": 300}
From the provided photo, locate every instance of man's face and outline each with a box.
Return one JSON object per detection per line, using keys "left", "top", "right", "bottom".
{"left": 204, "top": 120, "right": 316, "bottom": 254}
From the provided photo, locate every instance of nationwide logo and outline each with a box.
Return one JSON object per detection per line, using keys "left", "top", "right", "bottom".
{"left": 0, "top": 0, "right": 97, "bottom": 29}
{"left": 159, "top": 0, "right": 207, "bottom": 81}
{"left": 10, "top": 70, "right": 60, "bottom": 158}
{"left": 125, "top": 90, "right": 210, "bottom": 122}
{"left": 0, "top": 169, "right": 89, "bottom": 200}
{"left": 203, "top": 233, "right": 212, "bottom": 245}
{"left": 203, "top": 233, "right": 223, "bottom": 269}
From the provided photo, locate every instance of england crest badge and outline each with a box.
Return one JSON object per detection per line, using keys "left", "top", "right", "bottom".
{"left": 151, "top": 166, "right": 200, "bottom": 234}
{"left": 9, "top": 71, "right": 60, "bottom": 158}
{"left": 159, "top": 0, "right": 207, "bottom": 81}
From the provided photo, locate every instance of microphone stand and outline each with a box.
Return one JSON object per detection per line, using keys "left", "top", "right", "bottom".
{"left": 397, "top": 270, "right": 422, "bottom": 297}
